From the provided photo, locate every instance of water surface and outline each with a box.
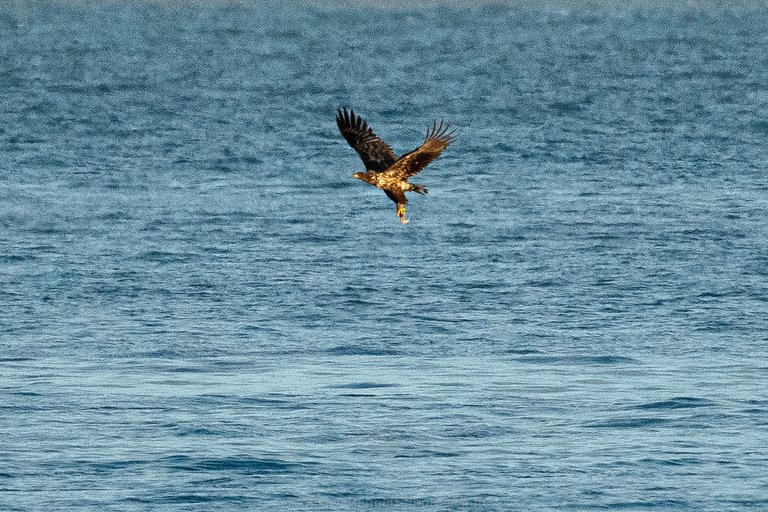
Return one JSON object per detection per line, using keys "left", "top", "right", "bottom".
{"left": 2, "top": 2, "right": 768, "bottom": 510}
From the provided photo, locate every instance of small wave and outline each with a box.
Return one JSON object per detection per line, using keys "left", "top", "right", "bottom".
{"left": 359, "top": 497, "right": 437, "bottom": 508}
{"left": 502, "top": 348, "right": 541, "bottom": 355}
{"left": 585, "top": 417, "right": 671, "bottom": 429}
{"left": 239, "top": 396, "right": 306, "bottom": 409}
{"left": 157, "top": 494, "right": 221, "bottom": 504}
{"left": 0, "top": 254, "right": 37, "bottom": 263}
{"left": 517, "top": 354, "right": 638, "bottom": 365}
{"left": 165, "top": 455, "right": 308, "bottom": 474}
{"left": 637, "top": 457, "right": 702, "bottom": 467}
{"left": 8, "top": 390, "right": 43, "bottom": 397}
{"left": 604, "top": 498, "right": 690, "bottom": 509}
{"left": 749, "top": 120, "right": 768, "bottom": 134}
{"left": 394, "top": 449, "right": 461, "bottom": 459}
{"left": 326, "top": 345, "right": 401, "bottom": 356}
{"left": 327, "top": 382, "right": 400, "bottom": 390}
{"left": 632, "top": 397, "right": 715, "bottom": 411}
{"left": 549, "top": 98, "right": 590, "bottom": 114}
{"left": 134, "top": 250, "right": 191, "bottom": 263}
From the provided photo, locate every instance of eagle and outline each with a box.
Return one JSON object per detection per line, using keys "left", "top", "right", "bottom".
{"left": 336, "top": 107, "right": 456, "bottom": 224}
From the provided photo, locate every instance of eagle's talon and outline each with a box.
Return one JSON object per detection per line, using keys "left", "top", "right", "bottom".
{"left": 397, "top": 205, "right": 408, "bottom": 224}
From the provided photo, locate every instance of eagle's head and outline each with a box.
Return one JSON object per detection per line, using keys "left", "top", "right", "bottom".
{"left": 352, "top": 171, "right": 371, "bottom": 184}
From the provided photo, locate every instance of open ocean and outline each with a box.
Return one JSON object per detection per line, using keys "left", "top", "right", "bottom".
{"left": 2, "top": 1, "right": 768, "bottom": 510}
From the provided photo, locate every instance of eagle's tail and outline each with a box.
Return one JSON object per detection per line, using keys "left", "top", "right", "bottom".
{"left": 409, "top": 183, "right": 428, "bottom": 195}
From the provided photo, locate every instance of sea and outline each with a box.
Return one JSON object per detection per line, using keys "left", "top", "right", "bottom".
{"left": 1, "top": 1, "right": 768, "bottom": 510}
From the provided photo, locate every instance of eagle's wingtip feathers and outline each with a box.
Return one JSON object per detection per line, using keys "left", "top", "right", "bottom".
{"left": 424, "top": 118, "right": 458, "bottom": 144}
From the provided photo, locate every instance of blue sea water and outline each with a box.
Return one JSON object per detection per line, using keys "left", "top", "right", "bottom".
{"left": 2, "top": 1, "right": 768, "bottom": 510}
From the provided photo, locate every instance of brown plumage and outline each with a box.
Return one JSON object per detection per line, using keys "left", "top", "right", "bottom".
{"left": 336, "top": 107, "right": 456, "bottom": 224}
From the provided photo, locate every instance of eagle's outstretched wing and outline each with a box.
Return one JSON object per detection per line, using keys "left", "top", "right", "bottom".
{"left": 336, "top": 108, "right": 397, "bottom": 172}
{"left": 379, "top": 120, "right": 456, "bottom": 180}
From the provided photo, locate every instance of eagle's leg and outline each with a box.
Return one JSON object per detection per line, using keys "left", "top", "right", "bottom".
{"left": 397, "top": 203, "right": 409, "bottom": 224}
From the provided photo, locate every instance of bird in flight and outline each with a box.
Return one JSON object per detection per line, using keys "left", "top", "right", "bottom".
{"left": 336, "top": 108, "right": 456, "bottom": 224}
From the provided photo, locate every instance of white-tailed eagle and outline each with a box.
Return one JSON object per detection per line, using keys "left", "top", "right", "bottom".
{"left": 336, "top": 108, "right": 456, "bottom": 224}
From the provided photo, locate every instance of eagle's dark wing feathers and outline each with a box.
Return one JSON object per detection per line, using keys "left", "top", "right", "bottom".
{"left": 336, "top": 108, "right": 397, "bottom": 172}
{"left": 380, "top": 119, "right": 457, "bottom": 180}
{"left": 384, "top": 189, "right": 406, "bottom": 205}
